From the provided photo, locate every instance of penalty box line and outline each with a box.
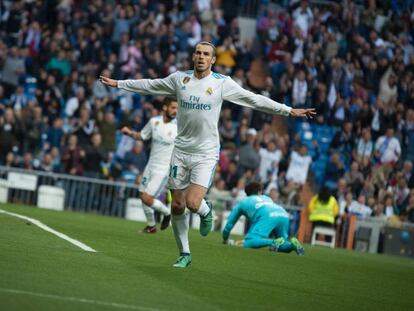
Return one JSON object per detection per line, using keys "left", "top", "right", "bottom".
{"left": 0, "top": 288, "right": 162, "bottom": 311}
{"left": 0, "top": 208, "right": 96, "bottom": 253}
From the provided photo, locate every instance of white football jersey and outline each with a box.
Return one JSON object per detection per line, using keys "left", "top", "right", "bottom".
{"left": 118, "top": 71, "right": 291, "bottom": 155}
{"left": 140, "top": 115, "right": 177, "bottom": 168}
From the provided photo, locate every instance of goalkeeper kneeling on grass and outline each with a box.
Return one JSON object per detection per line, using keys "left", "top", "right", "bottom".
{"left": 222, "top": 182, "right": 304, "bottom": 255}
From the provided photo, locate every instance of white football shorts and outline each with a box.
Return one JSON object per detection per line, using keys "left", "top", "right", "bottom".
{"left": 139, "top": 165, "right": 169, "bottom": 197}
{"left": 167, "top": 148, "right": 218, "bottom": 190}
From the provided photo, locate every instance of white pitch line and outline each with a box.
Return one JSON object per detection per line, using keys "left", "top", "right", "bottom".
{"left": 0, "top": 209, "right": 96, "bottom": 253}
{"left": 0, "top": 288, "right": 162, "bottom": 311}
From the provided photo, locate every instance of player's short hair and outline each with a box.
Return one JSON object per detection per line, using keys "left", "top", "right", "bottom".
{"left": 163, "top": 97, "right": 177, "bottom": 107}
{"left": 195, "top": 41, "right": 216, "bottom": 57}
{"left": 245, "top": 182, "right": 263, "bottom": 196}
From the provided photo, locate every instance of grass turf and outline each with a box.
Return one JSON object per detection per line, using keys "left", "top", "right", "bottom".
{"left": 1, "top": 203, "right": 413, "bottom": 311}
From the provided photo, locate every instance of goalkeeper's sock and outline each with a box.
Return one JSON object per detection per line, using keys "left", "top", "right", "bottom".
{"left": 151, "top": 199, "right": 170, "bottom": 216}
{"left": 195, "top": 199, "right": 210, "bottom": 216}
{"left": 142, "top": 203, "right": 156, "bottom": 227}
{"left": 277, "top": 241, "right": 293, "bottom": 253}
{"left": 172, "top": 213, "right": 190, "bottom": 254}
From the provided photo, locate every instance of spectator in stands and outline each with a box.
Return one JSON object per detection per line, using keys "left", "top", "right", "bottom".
{"left": 39, "top": 153, "right": 54, "bottom": 173}
{"left": 344, "top": 161, "right": 364, "bottom": 196}
{"left": 324, "top": 152, "right": 345, "bottom": 190}
{"left": 292, "top": 0, "right": 313, "bottom": 38}
{"left": 286, "top": 144, "right": 312, "bottom": 186}
{"left": 402, "top": 160, "right": 414, "bottom": 189}
{"left": 378, "top": 66, "right": 398, "bottom": 106}
{"left": 216, "top": 37, "right": 237, "bottom": 74}
{"left": 336, "top": 178, "right": 348, "bottom": 207}
{"left": 348, "top": 194, "right": 372, "bottom": 219}
{"left": 372, "top": 127, "right": 401, "bottom": 189}
{"left": 0, "top": 108, "right": 22, "bottom": 162}
{"left": 219, "top": 118, "right": 237, "bottom": 144}
{"left": 0, "top": 47, "right": 25, "bottom": 96}
{"left": 239, "top": 128, "right": 260, "bottom": 173}
{"left": 308, "top": 186, "right": 339, "bottom": 231}
{"left": 23, "top": 105, "right": 46, "bottom": 155}
{"left": 47, "top": 118, "right": 64, "bottom": 149}
{"left": 340, "top": 191, "right": 354, "bottom": 216}
{"left": 122, "top": 140, "right": 147, "bottom": 176}
{"left": 382, "top": 193, "right": 396, "bottom": 220}
{"left": 330, "top": 122, "right": 354, "bottom": 166}
{"left": 97, "top": 110, "right": 117, "bottom": 153}
{"left": 292, "top": 69, "right": 308, "bottom": 108}
{"left": 61, "top": 134, "right": 84, "bottom": 176}
{"left": 353, "top": 127, "right": 374, "bottom": 165}
{"left": 391, "top": 174, "right": 410, "bottom": 215}
{"left": 73, "top": 107, "right": 96, "bottom": 147}
{"left": 222, "top": 161, "right": 240, "bottom": 191}
{"left": 258, "top": 140, "right": 282, "bottom": 183}
{"left": 405, "top": 194, "right": 414, "bottom": 223}
{"left": 84, "top": 133, "right": 107, "bottom": 179}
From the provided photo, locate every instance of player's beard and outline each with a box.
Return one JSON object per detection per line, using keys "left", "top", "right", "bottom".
{"left": 194, "top": 65, "right": 211, "bottom": 77}
{"left": 166, "top": 112, "right": 176, "bottom": 121}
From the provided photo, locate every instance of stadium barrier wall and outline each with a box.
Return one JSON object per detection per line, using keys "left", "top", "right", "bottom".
{"left": 1, "top": 165, "right": 411, "bottom": 255}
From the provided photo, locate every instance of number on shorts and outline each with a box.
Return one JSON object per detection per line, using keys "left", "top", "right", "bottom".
{"left": 142, "top": 177, "right": 148, "bottom": 185}
{"left": 169, "top": 165, "right": 178, "bottom": 178}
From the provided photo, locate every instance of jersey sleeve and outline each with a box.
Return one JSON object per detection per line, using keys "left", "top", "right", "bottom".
{"left": 140, "top": 119, "right": 152, "bottom": 141}
{"left": 222, "top": 77, "right": 292, "bottom": 116}
{"left": 222, "top": 202, "right": 244, "bottom": 240}
{"left": 117, "top": 72, "right": 179, "bottom": 96}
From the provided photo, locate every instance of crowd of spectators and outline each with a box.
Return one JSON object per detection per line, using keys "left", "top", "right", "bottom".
{"left": 1, "top": 0, "right": 414, "bottom": 223}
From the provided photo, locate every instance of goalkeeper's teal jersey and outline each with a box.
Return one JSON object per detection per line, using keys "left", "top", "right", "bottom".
{"left": 222, "top": 195, "right": 288, "bottom": 240}
{"left": 118, "top": 71, "right": 291, "bottom": 156}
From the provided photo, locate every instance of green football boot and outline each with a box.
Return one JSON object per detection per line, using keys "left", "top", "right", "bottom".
{"left": 172, "top": 254, "right": 192, "bottom": 268}
{"left": 269, "top": 237, "right": 286, "bottom": 252}
{"left": 290, "top": 237, "right": 305, "bottom": 255}
{"left": 199, "top": 201, "right": 213, "bottom": 237}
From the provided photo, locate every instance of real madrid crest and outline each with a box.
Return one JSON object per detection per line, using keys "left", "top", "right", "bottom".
{"left": 183, "top": 77, "right": 191, "bottom": 84}
{"left": 206, "top": 87, "right": 213, "bottom": 95}
{"left": 155, "top": 121, "right": 159, "bottom": 126}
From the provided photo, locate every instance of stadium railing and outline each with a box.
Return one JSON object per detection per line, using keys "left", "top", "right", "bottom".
{"left": 0, "top": 165, "right": 140, "bottom": 217}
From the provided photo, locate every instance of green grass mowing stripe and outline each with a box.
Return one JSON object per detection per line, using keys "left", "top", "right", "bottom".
{"left": 0, "top": 288, "right": 162, "bottom": 311}
{"left": 1, "top": 203, "right": 414, "bottom": 311}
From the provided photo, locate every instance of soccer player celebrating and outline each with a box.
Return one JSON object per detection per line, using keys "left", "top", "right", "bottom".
{"left": 100, "top": 41, "right": 314, "bottom": 268}
{"left": 121, "top": 98, "right": 178, "bottom": 233}
{"left": 222, "top": 182, "right": 305, "bottom": 255}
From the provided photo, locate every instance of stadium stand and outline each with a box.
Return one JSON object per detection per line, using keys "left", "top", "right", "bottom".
{"left": 1, "top": 0, "right": 414, "bottom": 232}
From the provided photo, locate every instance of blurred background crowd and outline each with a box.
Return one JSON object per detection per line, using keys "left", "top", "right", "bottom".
{"left": 1, "top": 0, "right": 414, "bottom": 223}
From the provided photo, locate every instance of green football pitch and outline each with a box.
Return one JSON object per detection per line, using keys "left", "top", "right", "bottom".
{"left": 1, "top": 204, "right": 413, "bottom": 311}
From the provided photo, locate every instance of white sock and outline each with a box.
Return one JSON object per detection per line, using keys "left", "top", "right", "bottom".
{"left": 196, "top": 199, "right": 210, "bottom": 217}
{"left": 142, "top": 203, "right": 156, "bottom": 227}
{"left": 171, "top": 213, "right": 190, "bottom": 254}
{"left": 151, "top": 199, "right": 170, "bottom": 216}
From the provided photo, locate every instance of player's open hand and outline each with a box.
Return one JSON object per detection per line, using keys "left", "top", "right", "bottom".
{"left": 99, "top": 75, "right": 117, "bottom": 87}
{"left": 121, "top": 126, "right": 133, "bottom": 137}
{"left": 290, "top": 108, "right": 316, "bottom": 119}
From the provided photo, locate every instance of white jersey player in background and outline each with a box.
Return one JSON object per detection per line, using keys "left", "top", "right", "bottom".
{"left": 121, "top": 98, "right": 178, "bottom": 233}
{"left": 100, "top": 41, "right": 315, "bottom": 268}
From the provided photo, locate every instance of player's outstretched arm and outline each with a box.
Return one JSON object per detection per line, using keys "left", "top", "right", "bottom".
{"left": 121, "top": 126, "right": 141, "bottom": 140}
{"left": 222, "top": 77, "right": 317, "bottom": 119}
{"left": 290, "top": 108, "right": 316, "bottom": 119}
{"left": 99, "top": 76, "right": 117, "bottom": 87}
{"left": 99, "top": 72, "right": 178, "bottom": 96}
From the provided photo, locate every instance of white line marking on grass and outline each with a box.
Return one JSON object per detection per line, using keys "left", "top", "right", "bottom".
{"left": 0, "top": 209, "right": 96, "bottom": 253}
{"left": 0, "top": 288, "right": 162, "bottom": 311}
